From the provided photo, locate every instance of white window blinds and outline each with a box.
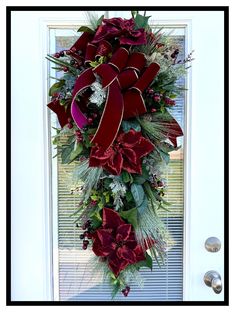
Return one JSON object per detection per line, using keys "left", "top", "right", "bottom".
{"left": 50, "top": 26, "right": 185, "bottom": 302}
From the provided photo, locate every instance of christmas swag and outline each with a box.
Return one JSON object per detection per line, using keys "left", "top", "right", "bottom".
{"left": 47, "top": 12, "right": 192, "bottom": 298}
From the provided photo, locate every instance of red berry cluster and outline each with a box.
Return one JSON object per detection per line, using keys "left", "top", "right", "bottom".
{"left": 70, "top": 59, "right": 82, "bottom": 68}
{"left": 157, "top": 180, "right": 164, "bottom": 188}
{"left": 151, "top": 180, "right": 164, "bottom": 189}
{"left": 145, "top": 88, "right": 162, "bottom": 112}
{"left": 171, "top": 48, "right": 179, "bottom": 59}
{"left": 75, "top": 129, "right": 83, "bottom": 143}
{"left": 54, "top": 51, "right": 65, "bottom": 58}
{"left": 67, "top": 117, "right": 73, "bottom": 129}
{"left": 80, "top": 220, "right": 93, "bottom": 250}
{"left": 163, "top": 97, "right": 176, "bottom": 106}
{"left": 121, "top": 286, "right": 130, "bottom": 297}
{"left": 146, "top": 88, "right": 161, "bottom": 102}
{"left": 90, "top": 200, "right": 97, "bottom": 206}
{"left": 87, "top": 112, "right": 98, "bottom": 126}
{"left": 52, "top": 92, "right": 60, "bottom": 98}
{"left": 53, "top": 48, "right": 83, "bottom": 72}
{"left": 66, "top": 47, "right": 82, "bottom": 55}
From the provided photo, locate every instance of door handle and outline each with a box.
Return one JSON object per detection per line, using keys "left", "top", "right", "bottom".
{"left": 204, "top": 271, "right": 222, "bottom": 294}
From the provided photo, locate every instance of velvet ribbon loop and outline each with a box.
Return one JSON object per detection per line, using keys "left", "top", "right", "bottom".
{"left": 70, "top": 35, "right": 160, "bottom": 149}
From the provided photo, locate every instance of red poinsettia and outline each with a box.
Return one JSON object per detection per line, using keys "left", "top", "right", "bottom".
{"left": 89, "top": 129, "right": 154, "bottom": 175}
{"left": 92, "top": 208, "right": 146, "bottom": 276}
{"left": 92, "top": 18, "right": 146, "bottom": 46}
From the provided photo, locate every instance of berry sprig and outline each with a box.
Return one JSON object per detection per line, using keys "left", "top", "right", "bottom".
{"left": 146, "top": 88, "right": 161, "bottom": 102}
{"left": 75, "top": 130, "right": 83, "bottom": 143}
{"left": 52, "top": 48, "right": 84, "bottom": 72}
{"left": 163, "top": 97, "right": 176, "bottom": 106}
{"left": 121, "top": 286, "right": 131, "bottom": 297}
{"left": 80, "top": 220, "right": 93, "bottom": 250}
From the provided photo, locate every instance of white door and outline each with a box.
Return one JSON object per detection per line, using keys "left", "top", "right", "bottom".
{"left": 10, "top": 9, "right": 226, "bottom": 302}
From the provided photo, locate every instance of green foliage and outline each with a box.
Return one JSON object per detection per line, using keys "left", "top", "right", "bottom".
{"left": 73, "top": 160, "right": 103, "bottom": 201}
{"left": 111, "top": 281, "right": 121, "bottom": 299}
{"left": 134, "top": 12, "right": 151, "bottom": 30}
{"left": 69, "top": 143, "right": 83, "bottom": 163}
{"left": 120, "top": 208, "right": 138, "bottom": 229}
{"left": 131, "top": 183, "right": 148, "bottom": 215}
{"left": 49, "top": 80, "right": 65, "bottom": 96}
{"left": 132, "top": 174, "right": 146, "bottom": 184}
{"left": 131, "top": 183, "right": 144, "bottom": 205}
{"left": 131, "top": 11, "right": 138, "bottom": 18}
{"left": 90, "top": 189, "right": 112, "bottom": 209}
{"left": 46, "top": 55, "right": 77, "bottom": 75}
{"left": 136, "top": 195, "right": 148, "bottom": 215}
{"left": 145, "top": 253, "right": 153, "bottom": 269}
{"left": 149, "top": 247, "right": 166, "bottom": 267}
{"left": 90, "top": 211, "right": 102, "bottom": 229}
{"left": 143, "top": 181, "right": 158, "bottom": 207}
{"left": 61, "top": 143, "right": 75, "bottom": 164}
{"left": 155, "top": 147, "right": 170, "bottom": 164}
{"left": 138, "top": 117, "right": 167, "bottom": 142}
{"left": 141, "top": 164, "right": 151, "bottom": 179}
{"left": 89, "top": 56, "right": 107, "bottom": 68}
{"left": 96, "top": 14, "right": 104, "bottom": 27}
{"left": 125, "top": 190, "right": 134, "bottom": 202}
{"left": 154, "top": 138, "right": 180, "bottom": 165}
{"left": 77, "top": 26, "right": 95, "bottom": 34}
{"left": 122, "top": 120, "right": 141, "bottom": 132}
{"left": 136, "top": 252, "right": 153, "bottom": 270}
{"left": 121, "top": 171, "right": 133, "bottom": 183}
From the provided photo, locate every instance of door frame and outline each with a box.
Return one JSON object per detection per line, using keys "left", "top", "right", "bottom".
{"left": 43, "top": 14, "right": 192, "bottom": 301}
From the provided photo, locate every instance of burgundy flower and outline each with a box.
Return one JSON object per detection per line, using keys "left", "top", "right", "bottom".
{"left": 92, "top": 18, "right": 146, "bottom": 46}
{"left": 89, "top": 129, "right": 154, "bottom": 175}
{"left": 92, "top": 208, "right": 146, "bottom": 276}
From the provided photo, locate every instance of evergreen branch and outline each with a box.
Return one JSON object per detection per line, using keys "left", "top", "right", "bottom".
{"left": 46, "top": 55, "right": 77, "bottom": 75}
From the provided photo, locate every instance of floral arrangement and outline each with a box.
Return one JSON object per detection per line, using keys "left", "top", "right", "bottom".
{"left": 47, "top": 11, "right": 192, "bottom": 298}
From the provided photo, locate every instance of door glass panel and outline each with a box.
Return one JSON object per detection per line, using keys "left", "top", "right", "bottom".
{"left": 49, "top": 24, "right": 185, "bottom": 301}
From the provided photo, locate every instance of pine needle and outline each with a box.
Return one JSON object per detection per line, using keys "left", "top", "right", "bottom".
{"left": 73, "top": 159, "right": 103, "bottom": 201}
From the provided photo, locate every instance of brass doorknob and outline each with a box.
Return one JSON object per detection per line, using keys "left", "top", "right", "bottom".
{"left": 204, "top": 271, "right": 222, "bottom": 294}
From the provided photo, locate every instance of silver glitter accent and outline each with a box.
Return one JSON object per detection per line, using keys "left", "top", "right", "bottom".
{"left": 89, "top": 80, "right": 107, "bottom": 107}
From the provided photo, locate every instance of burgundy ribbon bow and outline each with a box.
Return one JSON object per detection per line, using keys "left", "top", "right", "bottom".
{"left": 70, "top": 33, "right": 160, "bottom": 149}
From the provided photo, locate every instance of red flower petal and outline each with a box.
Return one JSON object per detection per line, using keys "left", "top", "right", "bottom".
{"left": 121, "top": 147, "right": 137, "bottom": 165}
{"left": 104, "top": 150, "right": 123, "bottom": 175}
{"left": 92, "top": 238, "right": 110, "bottom": 257}
{"left": 97, "top": 229, "right": 115, "bottom": 248}
{"left": 116, "top": 245, "right": 137, "bottom": 264}
{"left": 102, "top": 208, "right": 125, "bottom": 230}
{"left": 92, "top": 229, "right": 116, "bottom": 257}
{"left": 92, "top": 18, "right": 146, "bottom": 47}
{"left": 119, "top": 30, "right": 146, "bottom": 46}
{"left": 116, "top": 224, "right": 132, "bottom": 242}
{"left": 122, "top": 158, "right": 142, "bottom": 174}
{"left": 133, "top": 245, "right": 146, "bottom": 262}
{"left": 89, "top": 145, "right": 113, "bottom": 167}
{"left": 118, "top": 129, "right": 141, "bottom": 147}
{"left": 133, "top": 136, "right": 155, "bottom": 158}
{"left": 143, "top": 237, "right": 156, "bottom": 251}
{"left": 108, "top": 252, "right": 129, "bottom": 277}
{"left": 125, "top": 239, "right": 138, "bottom": 250}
